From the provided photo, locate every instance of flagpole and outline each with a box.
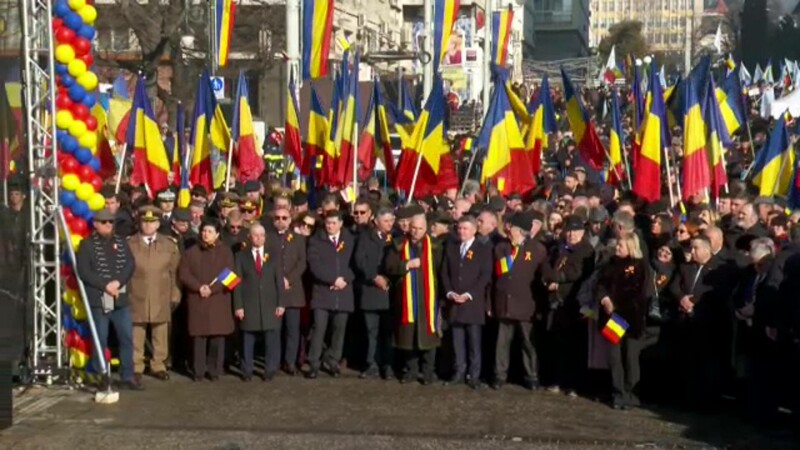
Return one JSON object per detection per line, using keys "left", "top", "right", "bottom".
{"left": 406, "top": 149, "right": 426, "bottom": 205}
{"left": 352, "top": 120, "right": 359, "bottom": 210}
{"left": 662, "top": 144, "right": 676, "bottom": 207}
{"left": 114, "top": 143, "right": 128, "bottom": 194}
{"left": 459, "top": 147, "right": 478, "bottom": 196}
{"left": 621, "top": 144, "right": 633, "bottom": 191}
{"left": 224, "top": 138, "right": 235, "bottom": 192}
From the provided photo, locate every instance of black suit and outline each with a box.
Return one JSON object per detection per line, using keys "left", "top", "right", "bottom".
{"left": 306, "top": 229, "right": 356, "bottom": 373}
{"left": 353, "top": 229, "right": 395, "bottom": 373}
{"left": 233, "top": 242, "right": 285, "bottom": 377}
{"left": 274, "top": 230, "right": 307, "bottom": 369}
{"left": 441, "top": 239, "right": 492, "bottom": 384}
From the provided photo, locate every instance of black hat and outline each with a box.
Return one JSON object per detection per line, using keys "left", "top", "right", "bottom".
{"left": 293, "top": 190, "right": 309, "bottom": 206}
{"left": 563, "top": 215, "right": 586, "bottom": 232}
{"left": 244, "top": 180, "right": 261, "bottom": 193}
{"left": 437, "top": 195, "right": 454, "bottom": 211}
{"left": 191, "top": 185, "right": 208, "bottom": 198}
{"left": 509, "top": 212, "right": 534, "bottom": 230}
{"left": 171, "top": 208, "right": 191, "bottom": 222}
{"left": 428, "top": 211, "right": 453, "bottom": 226}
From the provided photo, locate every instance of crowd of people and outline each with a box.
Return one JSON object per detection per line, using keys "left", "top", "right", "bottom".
{"left": 68, "top": 160, "right": 798, "bottom": 433}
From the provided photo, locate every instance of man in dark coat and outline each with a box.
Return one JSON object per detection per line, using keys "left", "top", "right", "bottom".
{"left": 233, "top": 224, "right": 285, "bottom": 381}
{"left": 270, "top": 206, "right": 307, "bottom": 375}
{"left": 169, "top": 208, "right": 199, "bottom": 253}
{"left": 75, "top": 208, "right": 139, "bottom": 390}
{"left": 441, "top": 215, "right": 492, "bottom": 389}
{"left": 306, "top": 210, "right": 356, "bottom": 378}
{"left": 490, "top": 212, "right": 548, "bottom": 390}
{"left": 101, "top": 186, "right": 134, "bottom": 238}
{"left": 353, "top": 206, "right": 396, "bottom": 379}
{"left": 543, "top": 215, "right": 596, "bottom": 396}
{"left": 385, "top": 211, "right": 445, "bottom": 384}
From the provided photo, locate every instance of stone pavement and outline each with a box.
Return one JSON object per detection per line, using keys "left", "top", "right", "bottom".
{"left": 0, "top": 372, "right": 795, "bottom": 450}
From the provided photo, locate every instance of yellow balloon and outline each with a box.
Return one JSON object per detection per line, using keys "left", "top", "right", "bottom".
{"left": 78, "top": 132, "right": 97, "bottom": 150}
{"left": 76, "top": 182, "right": 94, "bottom": 201}
{"left": 61, "top": 173, "right": 80, "bottom": 191}
{"left": 55, "top": 110, "right": 74, "bottom": 130}
{"left": 78, "top": 5, "right": 97, "bottom": 24}
{"left": 67, "top": 59, "right": 87, "bottom": 78}
{"left": 68, "top": 0, "right": 86, "bottom": 11}
{"left": 55, "top": 44, "right": 75, "bottom": 64}
{"left": 88, "top": 193, "right": 105, "bottom": 211}
{"left": 72, "top": 298, "right": 87, "bottom": 321}
{"left": 71, "top": 234, "right": 83, "bottom": 252}
{"left": 68, "top": 120, "right": 87, "bottom": 138}
{"left": 77, "top": 72, "right": 98, "bottom": 91}
{"left": 70, "top": 348, "right": 87, "bottom": 369}
{"left": 62, "top": 289, "right": 77, "bottom": 306}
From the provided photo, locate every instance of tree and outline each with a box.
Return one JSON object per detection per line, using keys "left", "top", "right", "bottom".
{"left": 598, "top": 20, "right": 649, "bottom": 62}
{"left": 739, "top": 0, "right": 768, "bottom": 68}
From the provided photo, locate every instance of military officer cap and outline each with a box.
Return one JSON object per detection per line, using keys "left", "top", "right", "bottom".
{"left": 244, "top": 180, "right": 261, "bottom": 193}
{"left": 138, "top": 205, "right": 162, "bottom": 222}
{"left": 219, "top": 192, "right": 240, "bottom": 208}
{"left": 240, "top": 199, "right": 258, "bottom": 211}
{"left": 156, "top": 189, "right": 176, "bottom": 203}
{"left": 563, "top": 215, "right": 586, "bottom": 232}
{"left": 171, "top": 208, "right": 191, "bottom": 222}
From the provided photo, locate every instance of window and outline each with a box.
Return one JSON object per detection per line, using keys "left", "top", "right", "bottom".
{"left": 96, "top": 28, "right": 137, "bottom": 52}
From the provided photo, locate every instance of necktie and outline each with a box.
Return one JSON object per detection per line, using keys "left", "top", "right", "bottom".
{"left": 460, "top": 243, "right": 467, "bottom": 258}
{"left": 332, "top": 236, "right": 338, "bottom": 248}
{"left": 255, "top": 249, "right": 262, "bottom": 272}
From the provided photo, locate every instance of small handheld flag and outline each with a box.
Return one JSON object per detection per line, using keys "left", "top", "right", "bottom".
{"left": 601, "top": 313, "right": 629, "bottom": 345}
{"left": 213, "top": 268, "right": 241, "bottom": 290}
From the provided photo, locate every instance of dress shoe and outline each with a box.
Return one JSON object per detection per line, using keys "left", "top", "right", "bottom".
{"left": 152, "top": 371, "right": 170, "bottom": 381}
{"left": 444, "top": 373, "right": 465, "bottom": 386}
{"left": 322, "top": 362, "right": 340, "bottom": 378}
{"left": 119, "top": 379, "right": 145, "bottom": 391}
{"left": 207, "top": 375, "right": 219, "bottom": 382}
{"left": 262, "top": 371, "right": 275, "bottom": 381}
{"left": 307, "top": 369, "right": 319, "bottom": 379}
{"left": 468, "top": 380, "right": 482, "bottom": 390}
{"left": 565, "top": 389, "right": 578, "bottom": 399}
{"left": 380, "top": 367, "right": 395, "bottom": 380}
{"left": 283, "top": 365, "right": 297, "bottom": 376}
{"left": 490, "top": 380, "right": 503, "bottom": 390}
{"left": 523, "top": 380, "right": 540, "bottom": 391}
{"left": 242, "top": 375, "right": 252, "bottom": 382}
{"left": 192, "top": 375, "right": 204, "bottom": 382}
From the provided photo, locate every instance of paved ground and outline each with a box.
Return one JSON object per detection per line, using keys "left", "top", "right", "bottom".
{"left": 1, "top": 370, "right": 796, "bottom": 450}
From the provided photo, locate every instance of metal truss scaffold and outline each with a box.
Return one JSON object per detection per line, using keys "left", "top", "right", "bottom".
{"left": 22, "top": 0, "right": 62, "bottom": 379}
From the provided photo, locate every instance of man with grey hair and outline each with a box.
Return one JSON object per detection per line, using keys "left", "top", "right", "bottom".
{"left": 728, "top": 202, "right": 769, "bottom": 250}
{"left": 462, "top": 180, "right": 482, "bottom": 205}
{"left": 353, "top": 206, "right": 396, "bottom": 379}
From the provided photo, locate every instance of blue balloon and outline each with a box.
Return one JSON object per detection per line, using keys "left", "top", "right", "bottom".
{"left": 77, "top": 25, "right": 95, "bottom": 40}
{"left": 61, "top": 73, "right": 76, "bottom": 88}
{"left": 64, "top": 12, "right": 82, "bottom": 31}
{"left": 56, "top": 130, "right": 68, "bottom": 144}
{"left": 75, "top": 321, "right": 90, "bottom": 339}
{"left": 55, "top": 63, "right": 68, "bottom": 75}
{"left": 60, "top": 190, "right": 76, "bottom": 207}
{"left": 74, "top": 147, "right": 92, "bottom": 164}
{"left": 83, "top": 211, "right": 94, "bottom": 222}
{"left": 68, "top": 84, "right": 86, "bottom": 103}
{"left": 71, "top": 200, "right": 89, "bottom": 218}
{"left": 61, "top": 135, "right": 79, "bottom": 153}
{"left": 88, "top": 157, "right": 100, "bottom": 172}
{"left": 54, "top": 1, "right": 70, "bottom": 18}
{"left": 81, "top": 95, "right": 96, "bottom": 108}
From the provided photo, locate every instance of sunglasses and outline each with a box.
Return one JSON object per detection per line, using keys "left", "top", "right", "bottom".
{"left": 274, "top": 216, "right": 290, "bottom": 221}
{"left": 353, "top": 210, "right": 369, "bottom": 216}
{"left": 302, "top": 221, "right": 315, "bottom": 228}
{"left": 96, "top": 220, "right": 113, "bottom": 225}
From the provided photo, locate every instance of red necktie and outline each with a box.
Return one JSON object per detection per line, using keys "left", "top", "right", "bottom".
{"left": 255, "top": 249, "right": 262, "bottom": 273}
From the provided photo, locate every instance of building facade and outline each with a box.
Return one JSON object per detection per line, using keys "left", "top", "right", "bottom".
{"left": 525, "top": 0, "right": 591, "bottom": 61}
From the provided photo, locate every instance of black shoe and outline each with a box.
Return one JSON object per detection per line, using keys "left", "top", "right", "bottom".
{"left": 612, "top": 396, "right": 628, "bottom": 410}
{"left": 360, "top": 365, "right": 379, "bottom": 379}
{"left": 192, "top": 375, "right": 204, "bottom": 382}
{"left": 152, "top": 371, "right": 170, "bottom": 381}
{"left": 283, "top": 365, "right": 297, "bottom": 376}
{"left": 262, "top": 371, "right": 275, "bottom": 381}
{"left": 207, "top": 375, "right": 219, "bottom": 382}
{"left": 523, "top": 380, "right": 540, "bottom": 391}
{"left": 323, "top": 362, "right": 340, "bottom": 378}
{"left": 490, "top": 380, "right": 503, "bottom": 390}
{"left": 421, "top": 374, "right": 435, "bottom": 385}
{"left": 380, "top": 367, "right": 395, "bottom": 380}
{"left": 444, "top": 374, "right": 465, "bottom": 386}
{"left": 119, "top": 379, "right": 145, "bottom": 391}
{"left": 468, "top": 380, "right": 482, "bottom": 390}
{"left": 242, "top": 375, "right": 252, "bottom": 382}
{"left": 307, "top": 369, "right": 319, "bottom": 379}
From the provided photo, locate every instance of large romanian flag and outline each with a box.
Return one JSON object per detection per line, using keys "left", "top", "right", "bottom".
{"left": 526, "top": 74, "right": 557, "bottom": 177}
{"left": 706, "top": 78, "right": 730, "bottom": 197}
{"left": 302, "top": 0, "right": 334, "bottom": 80}
{"left": 358, "top": 76, "right": 396, "bottom": 184}
{"left": 304, "top": 85, "right": 328, "bottom": 177}
{"left": 560, "top": 68, "right": 606, "bottom": 171}
{"left": 126, "top": 77, "right": 170, "bottom": 196}
{"left": 432, "top": 0, "right": 460, "bottom": 72}
{"left": 753, "top": 114, "right": 795, "bottom": 197}
{"left": 491, "top": 7, "right": 513, "bottom": 67}
{"left": 607, "top": 87, "right": 625, "bottom": 186}
{"left": 232, "top": 71, "right": 264, "bottom": 183}
{"left": 681, "top": 77, "right": 710, "bottom": 201}
{"left": 189, "top": 75, "right": 215, "bottom": 191}
{"left": 333, "top": 51, "right": 360, "bottom": 187}
{"left": 216, "top": 0, "right": 237, "bottom": 68}
{"left": 632, "top": 63, "right": 668, "bottom": 203}
{"left": 283, "top": 79, "right": 303, "bottom": 170}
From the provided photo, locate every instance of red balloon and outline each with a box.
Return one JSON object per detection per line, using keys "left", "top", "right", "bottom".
{"left": 61, "top": 155, "right": 79, "bottom": 174}
{"left": 72, "top": 103, "right": 89, "bottom": 121}
{"left": 60, "top": 264, "right": 74, "bottom": 277}
{"left": 65, "top": 274, "right": 78, "bottom": 290}
{"left": 90, "top": 175, "right": 103, "bottom": 193}
{"left": 69, "top": 217, "right": 88, "bottom": 236}
{"left": 62, "top": 206, "right": 74, "bottom": 222}
{"left": 77, "top": 164, "right": 94, "bottom": 182}
{"left": 84, "top": 116, "right": 97, "bottom": 131}
{"left": 55, "top": 75, "right": 62, "bottom": 87}
{"left": 78, "top": 53, "right": 94, "bottom": 68}
{"left": 53, "top": 18, "right": 63, "bottom": 31}
{"left": 55, "top": 27, "right": 75, "bottom": 45}
{"left": 73, "top": 38, "right": 91, "bottom": 56}
{"left": 55, "top": 93, "right": 73, "bottom": 110}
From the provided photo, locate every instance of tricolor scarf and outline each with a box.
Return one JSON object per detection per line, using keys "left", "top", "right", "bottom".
{"left": 400, "top": 235, "right": 437, "bottom": 335}
{"left": 495, "top": 245, "right": 520, "bottom": 276}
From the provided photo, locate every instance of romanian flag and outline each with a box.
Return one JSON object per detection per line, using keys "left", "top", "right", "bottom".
{"left": 494, "top": 246, "right": 518, "bottom": 276}
{"left": 477, "top": 71, "right": 532, "bottom": 195}
{"left": 189, "top": 74, "right": 215, "bottom": 192}
{"left": 358, "top": 76, "right": 396, "bottom": 184}
{"left": 560, "top": 68, "right": 606, "bottom": 171}
{"left": 389, "top": 78, "right": 418, "bottom": 147}
{"left": 706, "top": 78, "right": 730, "bottom": 197}
{"left": 283, "top": 80, "right": 303, "bottom": 170}
{"left": 631, "top": 63, "right": 645, "bottom": 138}
{"left": 432, "top": 0, "right": 460, "bottom": 72}
{"left": 216, "top": 0, "right": 237, "bottom": 68}
{"left": 216, "top": 268, "right": 241, "bottom": 290}
{"left": 681, "top": 77, "right": 711, "bottom": 201}
{"left": 320, "top": 54, "right": 348, "bottom": 187}
{"left": 526, "top": 75, "right": 557, "bottom": 177}
{"left": 633, "top": 63, "right": 668, "bottom": 203}
{"left": 232, "top": 72, "right": 264, "bottom": 183}
{"left": 333, "top": 51, "right": 360, "bottom": 187}
{"left": 170, "top": 102, "right": 185, "bottom": 188}
{"left": 602, "top": 313, "right": 629, "bottom": 345}
{"left": 302, "top": 0, "right": 334, "bottom": 80}
{"left": 753, "top": 114, "right": 795, "bottom": 197}
{"left": 91, "top": 103, "right": 117, "bottom": 180}
{"left": 126, "top": 77, "right": 170, "bottom": 196}
{"left": 108, "top": 73, "right": 132, "bottom": 141}
{"left": 176, "top": 103, "right": 191, "bottom": 208}
{"left": 491, "top": 7, "right": 513, "bottom": 67}
{"left": 304, "top": 85, "right": 328, "bottom": 176}
{"left": 717, "top": 69, "right": 746, "bottom": 139}
{"left": 607, "top": 87, "right": 625, "bottom": 185}
{"left": 399, "top": 235, "right": 438, "bottom": 335}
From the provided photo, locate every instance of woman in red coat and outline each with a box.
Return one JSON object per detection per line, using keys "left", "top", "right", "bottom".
{"left": 596, "top": 235, "right": 654, "bottom": 409}
{"left": 179, "top": 219, "right": 235, "bottom": 381}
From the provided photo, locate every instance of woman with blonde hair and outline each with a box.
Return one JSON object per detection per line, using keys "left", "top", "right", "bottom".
{"left": 595, "top": 234, "right": 654, "bottom": 409}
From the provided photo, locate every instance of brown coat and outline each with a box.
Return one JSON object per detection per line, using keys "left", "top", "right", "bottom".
{"left": 178, "top": 242, "right": 236, "bottom": 337}
{"left": 492, "top": 238, "right": 548, "bottom": 322}
{"left": 274, "top": 230, "right": 307, "bottom": 308}
{"left": 128, "top": 233, "right": 181, "bottom": 323}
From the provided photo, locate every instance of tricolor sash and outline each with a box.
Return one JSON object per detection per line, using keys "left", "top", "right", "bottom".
{"left": 495, "top": 245, "right": 519, "bottom": 276}
{"left": 400, "top": 235, "right": 437, "bottom": 335}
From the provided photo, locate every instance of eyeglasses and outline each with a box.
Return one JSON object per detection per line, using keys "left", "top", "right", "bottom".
{"left": 229, "top": 225, "right": 241, "bottom": 231}
{"left": 353, "top": 210, "right": 369, "bottom": 215}
{"left": 302, "top": 221, "right": 315, "bottom": 228}
{"left": 274, "top": 216, "right": 290, "bottom": 221}
{"left": 96, "top": 220, "right": 113, "bottom": 225}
